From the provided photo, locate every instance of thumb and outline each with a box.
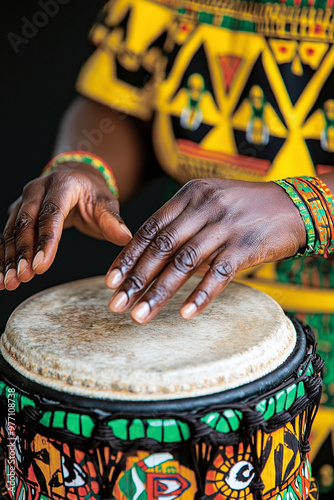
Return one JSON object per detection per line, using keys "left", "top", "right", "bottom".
{"left": 99, "top": 211, "right": 132, "bottom": 245}
{"left": 94, "top": 199, "right": 132, "bottom": 245}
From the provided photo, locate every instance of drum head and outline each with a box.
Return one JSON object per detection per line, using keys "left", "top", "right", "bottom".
{"left": 1, "top": 276, "right": 297, "bottom": 400}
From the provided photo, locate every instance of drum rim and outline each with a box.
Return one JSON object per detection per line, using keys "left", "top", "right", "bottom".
{"left": 0, "top": 316, "right": 306, "bottom": 413}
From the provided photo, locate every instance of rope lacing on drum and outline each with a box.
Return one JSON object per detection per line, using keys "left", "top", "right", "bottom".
{"left": 249, "top": 476, "right": 265, "bottom": 500}
{"left": 21, "top": 406, "right": 40, "bottom": 426}
{"left": 241, "top": 408, "right": 265, "bottom": 436}
{"left": 92, "top": 423, "right": 115, "bottom": 441}
{"left": 305, "top": 373, "right": 323, "bottom": 400}
{"left": 300, "top": 439, "right": 311, "bottom": 455}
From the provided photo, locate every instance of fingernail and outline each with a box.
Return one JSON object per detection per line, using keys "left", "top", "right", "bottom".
{"left": 106, "top": 269, "right": 122, "bottom": 288}
{"left": 4, "top": 269, "right": 16, "bottom": 287}
{"left": 109, "top": 291, "right": 128, "bottom": 312}
{"left": 17, "top": 259, "right": 29, "bottom": 277}
{"left": 32, "top": 251, "right": 44, "bottom": 270}
{"left": 131, "top": 302, "right": 150, "bottom": 323}
{"left": 180, "top": 302, "right": 197, "bottom": 319}
{"left": 120, "top": 225, "right": 132, "bottom": 238}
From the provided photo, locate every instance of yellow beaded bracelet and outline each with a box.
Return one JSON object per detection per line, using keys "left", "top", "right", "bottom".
{"left": 42, "top": 151, "right": 119, "bottom": 199}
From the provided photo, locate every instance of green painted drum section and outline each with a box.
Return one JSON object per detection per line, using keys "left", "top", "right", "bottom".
{"left": 0, "top": 375, "right": 312, "bottom": 441}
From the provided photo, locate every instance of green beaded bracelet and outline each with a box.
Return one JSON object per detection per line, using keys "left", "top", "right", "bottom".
{"left": 42, "top": 151, "right": 119, "bottom": 199}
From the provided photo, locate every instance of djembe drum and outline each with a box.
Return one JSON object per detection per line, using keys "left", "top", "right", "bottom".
{"left": 0, "top": 276, "right": 323, "bottom": 500}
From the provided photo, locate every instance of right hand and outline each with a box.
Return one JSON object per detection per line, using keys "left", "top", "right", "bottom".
{"left": 0, "top": 162, "right": 132, "bottom": 291}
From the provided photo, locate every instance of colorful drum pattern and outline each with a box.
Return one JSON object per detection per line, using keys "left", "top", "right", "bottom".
{"left": 237, "top": 256, "right": 334, "bottom": 496}
{"left": 0, "top": 277, "right": 324, "bottom": 500}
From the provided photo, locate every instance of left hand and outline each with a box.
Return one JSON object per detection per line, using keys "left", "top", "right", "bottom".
{"left": 105, "top": 178, "right": 306, "bottom": 323}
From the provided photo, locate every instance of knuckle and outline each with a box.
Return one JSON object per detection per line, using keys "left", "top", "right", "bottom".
{"left": 152, "top": 230, "right": 177, "bottom": 255}
{"left": 210, "top": 260, "right": 234, "bottom": 280}
{"left": 185, "top": 179, "right": 213, "bottom": 197}
{"left": 39, "top": 201, "right": 62, "bottom": 221}
{"left": 182, "top": 180, "right": 227, "bottom": 218}
{"left": 202, "top": 189, "right": 225, "bottom": 215}
{"left": 147, "top": 283, "right": 169, "bottom": 305}
{"left": 179, "top": 179, "right": 206, "bottom": 202}
{"left": 47, "top": 171, "right": 63, "bottom": 185}
{"left": 194, "top": 289, "right": 209, "bottom": 307}
{"left": 123, "top": 274, "right": 145, "bottom": 295}
{"left": 173, "top": 245, "right": 199, "bottom": 273}
{"left": 14, "top": 213, "right": 34, "bottom": 233}
{"left": 38, "top": 232, "right": 55, "bottom": 247}
{"left": 183, "top": 179, "right": 203, "bottom": 191}
{"left": 22, "top": 180, "right": 39, "bottom": 196}
{"left": 120, "top": 253, "right": 135, "bottom": 272}
{"left": 138, "top": 218, "right": 160, "bottom": 242}
{"left": 3, "top": 227, "right": 15, "bottom": 245}
{"left": 46, "top": 170, "right": 73, "bottom": 189}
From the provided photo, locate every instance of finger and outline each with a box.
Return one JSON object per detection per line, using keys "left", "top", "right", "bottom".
{"left": 105, "top": 192, "right": 189, "bottom": 289}
{"left": 92, "top": 194, "right": 132, "bottom": 245}
{"left": 8, "top": 196, "right": 22, "bottom": 216}
{"left": 108, "top": 211, "right": 214, "bottom": 313}
{"left": 179, "top": 250, "right": 246, "bottom": 319}
{"left": 13, "top": 183, "right": 46, "bottom": 283}
{"left": 0, "top": 197, "right": 20, "bottom": 288}
{"left": 32, "top": 185, "right": 79, "bottom": 275}
{"left": 127, "top": 227, "right": 228, "bottom": 323}
{"left": 2, "top": 203, "right": 21, "bottom": 290}
{"left": 70, "top": 194, "right": 132, "bottom": 244}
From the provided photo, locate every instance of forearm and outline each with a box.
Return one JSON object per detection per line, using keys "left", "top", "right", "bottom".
{"left": 53, "top": 96, "right": 147, "bottom": 202}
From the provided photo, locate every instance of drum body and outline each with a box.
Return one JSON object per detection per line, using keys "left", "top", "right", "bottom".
{"left": 0, "top": 277, "right": 323, "bottom": 500}
{"left": 238, "top": 258, "right": 334, "bottom": 497}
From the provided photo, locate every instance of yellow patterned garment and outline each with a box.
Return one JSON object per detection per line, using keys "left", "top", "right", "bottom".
{"left": 76, "top": 2, "right": 334, "bottom": 492}
{"left": 77, "top": 0, "right": 334, "bottom": 184}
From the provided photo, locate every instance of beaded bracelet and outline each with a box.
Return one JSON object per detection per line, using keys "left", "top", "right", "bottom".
{"left": 41, "top": 151, "right": 119, "bottom": 199}
{"left": 273, "top": 176, "right": 334, "bottom": 258}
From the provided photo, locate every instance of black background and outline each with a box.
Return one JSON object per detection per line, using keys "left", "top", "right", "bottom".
{"left": 0, "top": 0, "right": 166, "bottom": 330}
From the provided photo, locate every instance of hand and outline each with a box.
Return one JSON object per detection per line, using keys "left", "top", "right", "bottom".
{"left": 0, "top": 162, "right": 132, "bottom": 291}
{"left": 105, "top": 178, "right": 306, "bottom": 323}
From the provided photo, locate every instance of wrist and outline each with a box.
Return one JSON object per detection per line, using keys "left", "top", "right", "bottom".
{"left": 272, "top": 176, "right": 334, "bottom": 258}
{"left": 41, "top": 151, "right": 119, "bottom": 199}
{"left": 269, "top": 181, "right": 307, "bottom": 256}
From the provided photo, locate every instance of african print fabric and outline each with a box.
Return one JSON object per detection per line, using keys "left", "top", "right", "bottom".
{"left": 77, "top": 0, "right": 334, "bottom": 184}
{"left": 75, "top": 0, "right": 334, "bottom": 495}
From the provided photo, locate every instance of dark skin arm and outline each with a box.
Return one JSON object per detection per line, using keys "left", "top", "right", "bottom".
{"left": 0, "top": 96, "right": 146, "bottom": 291}
{"left": 105, "top": 173, "right": 334, "bottom": 324}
